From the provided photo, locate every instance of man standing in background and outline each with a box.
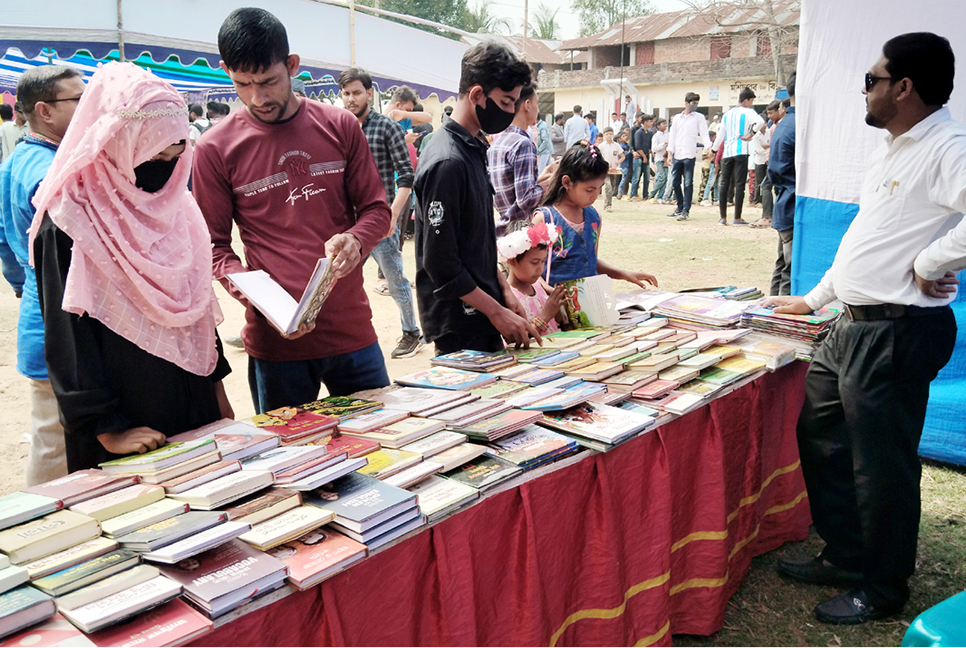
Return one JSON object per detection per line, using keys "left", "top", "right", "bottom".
{"left": 714, "top": 87, "right": 764, "bottom": 226}
{"left": 550, "top": 113, "right": 566, "bottom": 158}
{"left": 565, "top": 105, "right": 590, "bottom": 148}
{"left": 0, "top": 103, "right": 29, "bottom": 162}
{"left": 767, "top": 74, "right": 796, "bottom": 296}
{"left": 666, "top": 92, "right": 711, "bottom": 221}
{"left": 630, "top": 112, "right": 655, "bottom": 202}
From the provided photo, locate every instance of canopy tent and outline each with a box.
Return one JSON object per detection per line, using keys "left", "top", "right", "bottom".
{"left": 796, "top": 0, "right": 966, "bottom": 464}
{"left": 0, "top": 0, "right": 465, "bottom": 101}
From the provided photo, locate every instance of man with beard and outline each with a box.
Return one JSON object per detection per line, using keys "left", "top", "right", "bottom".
{"left": 338, "top": 67, "right": 421, "bottom": 359}
{"left": 193, "top": 7, "right": 391, "bottom": 412}
{"left": 766, "top": 32, "right": 966, "bottom": 625}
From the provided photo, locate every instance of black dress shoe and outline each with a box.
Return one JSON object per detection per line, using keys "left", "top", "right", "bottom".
{"left": 814, "top": 588, "right": 904, "bottom": 625}
{"left": 777, "top": 556, "right": 863, "bottom": 587}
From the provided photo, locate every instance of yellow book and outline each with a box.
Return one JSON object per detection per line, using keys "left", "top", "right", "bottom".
{"left": 0, "top": 510, "right": 101, "bottom": 565}
{"left": 715, "top": 356, "right": 767, "bottom": 375}
{"left": 357, "top": 449, "right": 423, "bottom": 480}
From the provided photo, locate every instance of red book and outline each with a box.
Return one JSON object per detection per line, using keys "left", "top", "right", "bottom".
{"left": 250, "top": 407, "right": 338, "bottom": 441}
{"left": 317, "top": 434, "right": 381, "bottom": 458}
{"left": 87, "top": 598, "right": 212, "bottom": 646}
{"left": 274, "top": 451, "right": 349, "bottom": 484}
{"left": 268, "top": 528, "right": 367, "bottom": 590}
{"left": 632, "top": 379, "right": 680, "bottom": 400}
{"left": 22, "top": 470, "right": 140, "bottom": 507}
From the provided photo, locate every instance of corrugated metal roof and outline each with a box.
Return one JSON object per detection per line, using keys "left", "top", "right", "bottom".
{"left": 559, "top": 1, "right": 799, "bottom": 50}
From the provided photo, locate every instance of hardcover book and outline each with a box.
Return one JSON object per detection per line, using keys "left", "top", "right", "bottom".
{"left": 335, "top": 409, "right": 409, "bottom": 435}
{"left": 69, "top": 485, "right": 165, "bottom": 523}
{"left": 55, "top": 564, "right": 159, "bottom": 612}
{"left": 0, "top": 511, "right": 100, "bottom": 566}
{"left": 21, "top": 537, "right": 119, "bottom": 581}
{"left": 329, "top": 506, "right": 424, "bottom": 549}
{"left": 158, "top": 540, "right": 287, "bottom": 619}
{"left": 400, "top": 431, "right": 468, "bottom": 458}
{"left": 303, "top": 473, "right": 416, "bottom": 533}
{"left": 248, "top": 407, "right": 338, "bottom": 443}
{"left": 167, "top": 471, "right": 274, "bottom": 511}
{"left": 267, "top": 528, "right": 366, "bottom": 591}
{"left": 538, "top": 402, "right": 655, "bottom": 445}
{"left": 441, "top": 455, "right": 522, "bottom": 492}
{"left": 100, "top": 498, "right": 189, "bottom": 539}
{"left": 98, "top": 440, "right": 216, "bottom": 474}
{"left": 0, "top": 587, "right": 55, "bottom": 640}
{"left": 58, "top": 576, "right": 182, "bottom": 633}
{"left": 301, "top": 396, "right": 383, "bottom": 421}
{"left": 21, "top": 471, "right": 139, "bottom": 509}
{"left": 140, "top": 522, "right": 251, "bottom": 565}
{"left": 115, "top": 512, "right": 227, "bottom": 552}
{"left": 407, "top": 475, "right": 479, "bottom": 521}
{"left": 32, "top": 550, "right": 140, "bottom": 597}
{"left": 357, "top": 450, "right": 422, "bottom": 481}
{"left": 86, "top": 598, "right": 212, "bottom": 646}
{"left": 395, "top": 367, "right": 497, "bottom": 391}
{"left": 0, "top": 493, "right": 62, "bottom": 532}
{"left": 223, "top": 489, "right": 302, "bottom": 525}
{"left": 238, "top": 506, "right": 334, "bottom": 551}
{"left": 227, "top": 259, "right": 336, "bottom": 336}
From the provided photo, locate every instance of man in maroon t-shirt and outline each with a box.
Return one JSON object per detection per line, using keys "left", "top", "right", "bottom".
{"left": 193, "top": 8, "right": 392, "bottom": 413}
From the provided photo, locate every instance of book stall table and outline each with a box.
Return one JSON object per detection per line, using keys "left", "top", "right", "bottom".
{"left": 190, "top": 362, "right": 811, "bottom": 647}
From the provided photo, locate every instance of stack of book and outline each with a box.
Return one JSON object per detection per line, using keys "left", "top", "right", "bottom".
{"left": 341, "top": 417, "right": 445, "bottom": 449}
{"left": 653, "top": 293, "right": 759, "bottom": 330}
{"left": 0, "top": 511, "right": 101, "bottom": 567}
{"left": 20, "top": 470, "right": 140, "bottom": 510}
{"left": 336, "top": 408, "right": 409, "bottom": 436}
{"left": 0, "top": 587, "right": 56, "bottom": 639}
{"left": 167, "top": 469, "right": 275, "bottom": 511}
{"left": 538, "top": 402, "right": 655, "bottom": 452}
{"left": 31, "top": 546, "right": 141, "bottom": 601}
{"left": 440, "top": 455, "right": 522, "bottom": 492}
{"left": 0, "top": 555, "right": 28, "bottom": 596}
{"left": 740, "top": 304, "right": 843, "bottom": 358}
{"left": 488, "top": 426, "right": 580, "bottom": 471}
{"left": 98, "top": 439, "right": 222, "bottom": 485}
{"left": 431, "top": 349, "right": 517, "bottom": 373}
{"left": 356, "top": 449, "right": 423, "bottom": 481}
{"left": 449, "top": 409, "right": 543, "bottom": 443}
{"left": 267, "top": 527, "right": 366, "bottom": 591}
{"left": 224, "top": 488, "right": 302, "bottom": 525}
{"left": 57, "top": 573, "right": 183, "bottom": 633}
{"left": 238, "top": 505, "right": 335, "bottom": 552}
{"left": 395, "top": 367, "right": 498, "bottom": 391}
{"left": 430, "top": 399, "right": 511, "bottom": 428}
{"left": 168, "top": 419, "right": 280, "bottom": 462}
{"left": 114, "top": 510, "right": 248, "bottom": 565}
{"left": 305, "top": 473, "right": 423, "bottom": 551}
{"left": 302, "top": 396, "right": 383, "bottom": 421}
{"left": 159, "top": 540, "right": 288, "bottom": 617}
{"left": 270, "top": 450, "right": 366, "bottom": 492}
{"left": 734, "top": 332, "right": 798, "bottom": 370}
{"left": 248, "top": 406, "right": 338, "bottom": 446}
{"left": 354, "top": 386, "right": 478, "bottom": 418}
{"left": 407, "top": 476, "right": 479, "bottom": 522}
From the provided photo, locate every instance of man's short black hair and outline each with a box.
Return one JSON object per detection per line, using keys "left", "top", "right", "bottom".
{"left": 337, "top": 67, "right": 372, "bottom": 91}
{"left": 444, "top": 105, "right": 454, "bottom": 116}
{"left": 882, "top": 33, "right": 953, "bottom": 106}
{"left": 554, "top": 112, "right": 564, "bottom": 122}
{"left": 218, "top": 7, "right": 290, "bottom": 73}
{"left": 573, "top": 105, "right": 582, "bottom": 114}
{"left": 188, "top": 103, "right": 204, "bottom": 117}
{"left": 655, "top": 117, "right": 667, "bottom": 126}
{"left": 16, "top": 65, "right": 84, "bottom": 116}
{"left": 786, "top": 72, "right": 796, "bottom": 99}
{"left": 781, "top": 97, "right": 791, "bottom": 109}
{"left": 586, "top": 113, "right": 595, "bottom": 122}
{"left": 0, "top": 104, "right": 12, "bottom": 121}
{"left": 640, "top": 113, "right": 654, "bottom": 122}
{"left": 738, "top": 87, "right": 756, "bottom": 103}
{"left": 391, "top": 85, "right": 419, "bottom": 105}
{"left": 685, "top": 91, "right": 700, "bottom": 103}
{"left": 517, "top": 83, "right": 536, "bottom": 104}
{"left": 458, "top": 41, "right": 531, "bottom": 97}
{"left": 767, "top": 99, "right": 781, "bottom": 111}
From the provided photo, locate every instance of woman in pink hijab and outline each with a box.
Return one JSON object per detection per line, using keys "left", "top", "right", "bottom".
{"left": 31, "top": 62, "right": 233, "bottom": 471}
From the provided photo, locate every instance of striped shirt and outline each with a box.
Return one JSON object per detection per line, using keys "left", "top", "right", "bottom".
{"left": 717, "top": 106, "right": 764, "bottom": 159}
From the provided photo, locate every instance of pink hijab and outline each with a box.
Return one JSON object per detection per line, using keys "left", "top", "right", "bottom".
{"left": 30, "top": 62, "right": 221, "bottom": 376}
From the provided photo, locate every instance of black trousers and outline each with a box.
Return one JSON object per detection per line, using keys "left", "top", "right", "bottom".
{"left": 755, "top": 162, "right": 773, "bottom": 218}
{"left": 718, "top": 155, "right": 749, "bottom": 221}
{"left": 434, "top": 332, "right": 505, "bottom": 356}
{"left": 797, "top": 308, "right": 956, "bottom": 607}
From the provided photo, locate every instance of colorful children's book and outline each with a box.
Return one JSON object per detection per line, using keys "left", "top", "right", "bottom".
{"left": 394, "top": 367, "right": 498, "bottom": 391}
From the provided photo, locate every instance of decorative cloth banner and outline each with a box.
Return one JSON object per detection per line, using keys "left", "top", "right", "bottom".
{"left": 192, "top": 364, "right": 810, "bottom": 647}
{"left": 795, "top": 0, "right": 966, "bottom": 464}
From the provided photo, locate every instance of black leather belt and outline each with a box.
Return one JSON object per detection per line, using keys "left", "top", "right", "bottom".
{"left": 844, "top": 303, "right": 948, "bottom": 321}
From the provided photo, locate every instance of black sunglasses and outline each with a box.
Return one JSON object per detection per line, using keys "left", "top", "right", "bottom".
{"left": 864, "top": 73, "right": 892, "bottom": 92}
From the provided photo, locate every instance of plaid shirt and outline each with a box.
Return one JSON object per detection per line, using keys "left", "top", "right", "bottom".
{"left": 487, "top": 125, "right": 544, "bottom": 237}
{"left": 360, "top": 109, "right": 414, "bottom": 204}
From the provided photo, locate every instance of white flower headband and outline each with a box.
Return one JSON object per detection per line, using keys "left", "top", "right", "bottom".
{"left": 496, "top": 221, "right": 558, "bottom": 260}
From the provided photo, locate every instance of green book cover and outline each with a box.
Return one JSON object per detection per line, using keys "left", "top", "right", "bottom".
{"left": 98, "top": 439, "right": 213, "bottom": 469}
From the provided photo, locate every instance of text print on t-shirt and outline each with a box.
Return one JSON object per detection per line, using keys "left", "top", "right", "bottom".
{"left": 234, "top": 151, "right": 346, "bottom": 199}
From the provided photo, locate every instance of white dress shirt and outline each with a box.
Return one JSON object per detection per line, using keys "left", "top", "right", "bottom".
{"left": 805, "top": 107, "right": 966, "bottom": 310}
{"left": 667, "top": 110, "right": 711, "bottom": 161}
{"left": 651, "top": 130, "right": 668, "bottom": 160}
{"left": 752, "top": 128, "right": 770, "bottom": 166}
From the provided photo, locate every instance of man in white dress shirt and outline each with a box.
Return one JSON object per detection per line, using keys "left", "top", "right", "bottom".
{"left": 666, "top": 92, "right": 711, "bottom": 221}
{"left": 767, "top": 32, "right": 964, "bottom": 625}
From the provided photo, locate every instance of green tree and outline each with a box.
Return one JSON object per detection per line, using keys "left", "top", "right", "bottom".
{"left": 371, "top": 0, "right": 469, "bottom": 39}
{"left": 461, "top": 0, "right": 513, "bottom": 34}
{"left": 531, "top": 1, "right": 560, "bottom": 39}
{"left": 574, "top": 0, "right": 654, "bottom": 37}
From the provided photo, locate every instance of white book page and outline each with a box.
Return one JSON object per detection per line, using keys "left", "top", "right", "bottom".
{"left": 227, "top": 270, "right": 299, "bottom": 334}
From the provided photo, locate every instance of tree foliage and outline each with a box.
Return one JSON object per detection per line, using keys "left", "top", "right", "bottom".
{"left": 461, "top": 0, "right": 513, "bottom": 34}
{"left": 574, "top": 0, "right": 655, "bottom": 37}
{"left": 371, "top": 0, "right": 469, "bottom": 39}
{"left": 531, "top": 1, "right": 560, "bottom": 40}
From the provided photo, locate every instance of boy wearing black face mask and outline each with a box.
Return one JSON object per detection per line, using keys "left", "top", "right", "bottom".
{"left": 665, "top": 91, "right": 711, "bottom": 221}
{"left": 413, "top": 41, "right": 540, "bottom": 355}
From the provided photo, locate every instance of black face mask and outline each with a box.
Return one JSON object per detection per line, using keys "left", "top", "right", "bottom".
{"left": 134, "top": 157, "right": 179, "bottom": 193}
{"left": 475, "top": 96, "right": 515, "bottom": 134}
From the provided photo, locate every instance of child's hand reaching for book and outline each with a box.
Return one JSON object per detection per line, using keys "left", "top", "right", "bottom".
{"left": 541, "top": 284, "right": 566, "bottom": 322}
{"left": 98, "top": 427, "right": 166, "bottom": 456}
{"left": 625, "top": 271, "right": 659, "bottom": 289}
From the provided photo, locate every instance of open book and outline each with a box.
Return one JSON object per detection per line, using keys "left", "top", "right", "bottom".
{"left": 227, "top": 259, "right": 336, "bottom": 335}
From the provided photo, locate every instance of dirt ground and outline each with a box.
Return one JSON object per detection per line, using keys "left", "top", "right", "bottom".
{"left": 0, "top": 198, "right": 773, "bottom": 493}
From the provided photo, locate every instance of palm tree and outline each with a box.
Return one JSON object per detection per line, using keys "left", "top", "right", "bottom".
{"left": 462, "top": 0, "right": 513, "bottom": 34}
{"left": 531, "top": 1, "right": 560, "bottom": 39}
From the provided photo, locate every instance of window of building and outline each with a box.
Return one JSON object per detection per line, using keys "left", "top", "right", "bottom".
{"left": 757, "top": 34, "right": 772, "bottom": 57}
{"left": 710, "top": 35, "right": 732, "bottom": 60}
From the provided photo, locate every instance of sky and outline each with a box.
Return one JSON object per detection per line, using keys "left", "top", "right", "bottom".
{"left": 489, "top": 0, "right": 689, "bottom": 41}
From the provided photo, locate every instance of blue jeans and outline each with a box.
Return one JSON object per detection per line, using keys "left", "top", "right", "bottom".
{"left": 649, "top": 163, "right": 669, "bottom": 199}
{"left": 630, "top": 158, "right": 650, "bottom": 199}
{"left": 702, "top": 164, "right": 718, "bottom": 202}
{"left": 670, "top": 157, "right": 696, "bottom": 213}
{"left": 369, "top": 227, "right": 419, "bottom": 335}
{"left": 538, "top": 151, "right": 552, "bottom": 173}
{"left": 248, "top": 341, "right": 390, "bottom": 413}
{"left": 618, "top": 166, "right": 631, "bottom": 196}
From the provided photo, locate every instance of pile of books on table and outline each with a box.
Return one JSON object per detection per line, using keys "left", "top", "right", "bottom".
{"left": 739, "top": 303, "right": 843, "bottom": 360}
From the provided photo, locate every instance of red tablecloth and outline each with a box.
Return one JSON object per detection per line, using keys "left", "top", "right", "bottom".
{"left": 193, "top": 363, "right": 810, "bottom": 647}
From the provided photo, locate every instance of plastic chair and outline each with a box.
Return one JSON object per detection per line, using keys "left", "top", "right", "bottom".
{"left": 902, "top": 591, "right": 966, "bottom": 646}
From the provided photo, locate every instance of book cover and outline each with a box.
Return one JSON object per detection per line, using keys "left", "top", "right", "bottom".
{"left": 336, "top": 409, "right": 409, "bottom": 434}
{"left": 373, "top": 387, "right": 470, "bottom": 415}
{"left": 286, "top": 457, "right": 368, "bottom": 492}
{"left": 395, "top": 367, "right": 497, "bottom": 391}
{"left": 55, "top": 565, "right": 159, "bottom": 612}
{"left": 512, "top": 368, "right": 565, "bottom": 385}
{"left": 85, "top": 598, "right": 211, "bottom": 647}
{"left": 32, "top": 550, "right": 140, "bottom": 597}
{"left": 267, "top": 528, "right": 366, "bottom": 591}
{"left": 0, "top": 613, "right": 91, "bottom": 647}
{"left": 400, "top": 431, "right": 467, "bottom": 457}
{"left": 115, "top": 512, "right": 227, "bottom": 551}
{"left": 382, "top": 462, "right": 442, "bottom": 489}
{"left": 21, "top": 538, "right": 118, "bottom": 581}
{"left": 315, "top": 434, "right": 381, "bottom": 458}
{"left": 0, "top": 493, "right": 63, "bottom": 532}
{"left": 301, "top": 396, "right": 383, "bottom": 421}
{"left": 238, "top": 506, "right": 334, "bottom": 551}
{"left": 490, "top": 426, "right": 578, "bottom": 467}
{"left": 159, "top": 539, "right": 287, "bottom": 605}
{"left": 59, "top": 576, "right": 182, "bottom": 633}
{"left": 240, "top": 446, "right": 328, "bottom": 475}
{"left": 98, "top": 440, "right": 216, "bottom": 473}
{"left": 452, "top": 409, "right": 543, "bottom": 440}
{"left": 273, "top": 452, "right": 348, "bottom": 484}
{"left": 468, "top": 380, "right": 530, "bottom": 399}
{"left": 430, "top": 443, "right": 490, "bottom": 473}
{"left": 141, "top": 523, "right": 251, "bottom": 565}
{"left": 430, "top": 350, "right": 515, "bottom": 372}
{"left": 0, "top": 566, "right": 28, "bottom": 596}
{"left": 407, "top": 475, "right": 479, "bottom": 520}
{"left": 490, "top": 364, "right": 543, "bottom": 380}
{"left": 564, "top": 361, "right": 625, "bottom": 381}
{"left": 631, "top": 379, "right": 680, "bottom": 400}
{"left": 206, "top": 426, "right": 280, "bottom": 463}
{"left": 441, "top": 455, "right": 522, "bottom": 491}
{"left": 0, "top": 587, "right": 55, "bottom": 639}
{"left": 302, "top": 473, "right": 416, "bottom": 529}
{"left": 21, "top": 471, "right": 139, "bottom": 509}
{"left": 0, "top": 511, "right": 100, "bottom": 566}
{"left": 714, "top": 356, "right": 767, "bottom": 375}
{"left": 676, "top": 379, "right": 723, "bottom": 397}
{"left": 134, "top": 452, "right": 222, "bottom": 485}
{"left": 69, "top": 486, "right": 165, "bottom": 523}
{"left": 658, "top": 365, "right": 699, "bottom": 384}
{"left": 357, "top": 450, "right": 422, "bottom": 480}
{"left": 431, "top": 399, "right": 508, "bottom": 425}
{"left": 248, "top": 407, "right": 338, "bottom": 441}
{"left": 539, "top": 403, "right": 654, "bottom": 444}
{"left": 167, "top": 471, "right": 274, "bottom": 510}
{"left": 99, "top": 499, "right": 189, "bottom": 538}
{"left": 223, "top": 489, "right": 302, "bottom": 524}
{"left": 227, "top": 258, "right": 336, "bottom": 336}
{"left": 157, "top": 460, "right": 241, "bottom": 495}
